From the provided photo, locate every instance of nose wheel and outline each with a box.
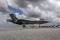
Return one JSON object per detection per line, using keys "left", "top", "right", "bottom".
{"left": 22, "top": 24, "right": 26, "bottom": 28}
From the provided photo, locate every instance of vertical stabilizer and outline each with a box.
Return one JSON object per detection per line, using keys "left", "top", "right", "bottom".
{"left": 9, "top": 14, "right": 18, "bottom": 22}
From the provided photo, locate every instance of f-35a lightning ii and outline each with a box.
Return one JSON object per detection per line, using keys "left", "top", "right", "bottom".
{"left": 7, "top": 14, "right": 49, "bottom": 28}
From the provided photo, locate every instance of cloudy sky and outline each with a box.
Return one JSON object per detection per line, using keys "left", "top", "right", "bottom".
{"left": 7, "top": 0, "right": 60, "bottom": 22}
{"left": 0, "top": 0, "right": 60, "bottom": 29}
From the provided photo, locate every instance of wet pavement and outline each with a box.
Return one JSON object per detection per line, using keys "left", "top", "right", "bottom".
{"left": 0, "top": 28, "right": 60, "bottom": 40}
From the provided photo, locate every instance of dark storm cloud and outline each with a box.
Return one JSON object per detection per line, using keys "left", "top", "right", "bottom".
{"left": 26, "top": 12, "right": 41, "bottom": 18}
{"left": 13, "top": 0, "right": 46, "bottom": 8}
{"left": 0, "top": 0, "right": 8, "bottom": 13}
{"left": 25, "top": 0, "right": 44, "bottom": 2}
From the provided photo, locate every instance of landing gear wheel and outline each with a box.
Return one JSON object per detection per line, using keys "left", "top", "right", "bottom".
{"left": 22, "top": 24, "right": 26, "bottom": 28}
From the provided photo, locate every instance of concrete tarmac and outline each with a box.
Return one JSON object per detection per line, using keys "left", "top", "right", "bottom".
{"left": 0, "top": 28, "right": 60, "bottom": 40}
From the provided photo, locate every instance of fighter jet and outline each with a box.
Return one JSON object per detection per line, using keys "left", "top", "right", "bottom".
{"left": 7, "top": 5, "right": 49, "bottom": 28}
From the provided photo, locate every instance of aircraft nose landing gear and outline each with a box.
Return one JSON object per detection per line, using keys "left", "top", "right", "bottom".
{"left": 22, "top": 22, "right": 26, "bottom": 28}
